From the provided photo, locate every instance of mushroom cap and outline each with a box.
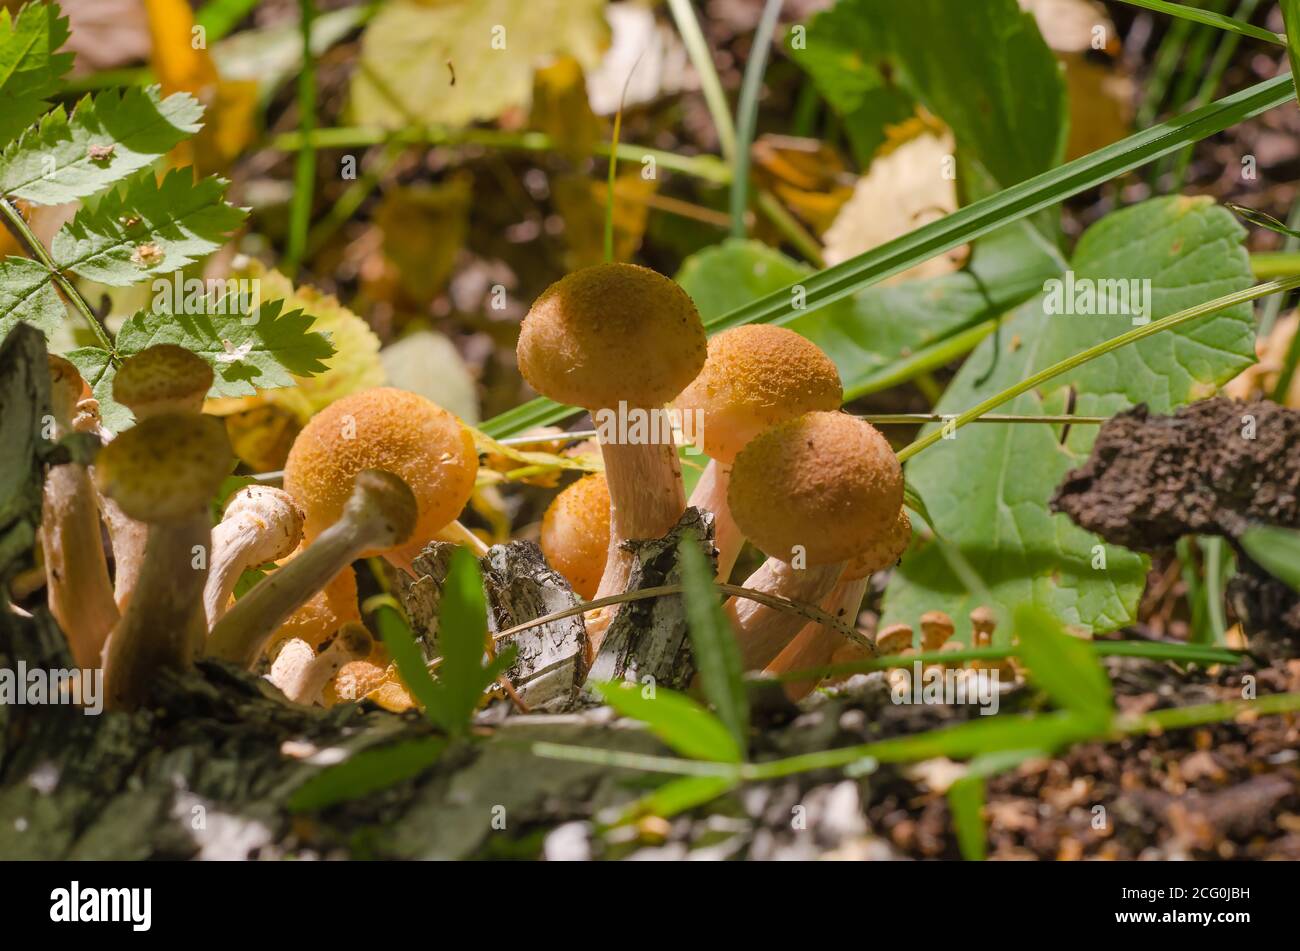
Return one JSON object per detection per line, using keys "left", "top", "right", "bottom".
{"left": 728, "top": 412, "right": 903, "bottom": 566}
{"left": 94, "top": 413, "right": 232, "bottom": 521}
{"left": 283, "top": 387, "right": 478, "bottom": 547}
{"left": 875, "top": 622, "right": 914, "bottom": 655}
{"left": 343, "top": 469, "right": 418, "bottom": 552}
{"left": 113, "top": 344, "right": 214, "bottom": 418}
{"left": 672, "top": 325, "right": 842, "bottom": 463}
{"left": 841, "top": 508, "right": 912, "bottom": 580}
{"left": 271, "top": 565, "right": 360, "bottom": 652}
{"left": 222, "top": 485, "right": 306, "bottom": 564}
{"left": 540, "top": 472, "right": 611, "bottom": 600}
{"left": 516, "top": 263, "right": 706, "bottom": 409}
{"left": 47, "top": 355, "right": 85, "bottom": 426}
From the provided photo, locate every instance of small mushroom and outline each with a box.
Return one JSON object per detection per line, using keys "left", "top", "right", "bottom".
{"left": 875, "top": 622, "right": 915, "bottom": 656}
{"left": 207, "top": 469, "right": 417, "bottom": 668}
{"left": 268, "top": 622, "right": 373, "bottom": 705}
{"left": 94, "top": 413, "right": 233, "bottom": 710}
{"left": 265, "top": 564, "right": 360, "bottom": 660}
{"left": 766, "top": 509, "right": 912, "bottom": 700}
{"left": 516, "top": 263, "right": 707, "bottom": 651}
{"left": 920, "top": 610, "right": 956, "bottom": 652}
{"left": 539, "top": 472, "right": 611, "bottom": 600}
{"left": 282, "top": 387, "right": 479, "bottom": 574}
{"left": 724, "top": 411, "right": 904, "bottom": 670}
{"left": 202, "top": 486, "right": 305, "bottom": 627}
{"left": 41, "top": 356, "right": 118, "bottom": 667}
{"left": 102, "top": 345, "right": 214, "bottom": 610}
{"left": 672, "top": 325, "right": 842, "bottom": 580}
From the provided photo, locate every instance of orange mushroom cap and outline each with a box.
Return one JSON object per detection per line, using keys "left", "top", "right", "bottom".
{"left": 516, "top": 263, "right": 706, "bottom": 410}
{"left": 540, "top": 472, "right": 611, "bottom": 600}
{"left": 672, "top": 324, "right": 842, "bottom": 463}
{"left": 841, "top": 508, "right": 912, "bottom": 581}
{"left": 283, "top": 388, "right": 478, "bottom": 553}
{"left": 728, "top": 411, "right": 903, "bottom": 566}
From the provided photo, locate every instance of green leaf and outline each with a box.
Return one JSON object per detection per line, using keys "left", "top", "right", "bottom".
{"left": 0, "top": 2, "right": 74, "bottom": 148}
{"left": 790, "top": 0, "right": 1067, "bottom": 195}
{"left": 884, "top": 197, "right": 1257, "bottom": 641}
{"left": 50, "top": 169, "right": 246, "bottom": 285}
{"left": 1240, "top": 524, "right": 1300, "bottom": 591}
{"left": 115, "top": 298, "right": 335, "bottom": 399}
{"left": 617, "top": 775, "right": 738, "bottom": 825}
{"left": 594, "top": 681, "right": 743, "bottom": 763}
{"left": 0, "top": 86, "right": 203, "bottom": 205}
{"left": 903, "top": 480, "right": 937, "bottom": 534}
{"left": 678, "top": 539, "right": 748, "bottom": 754}
{"left": 372, "top": 598, "right": 446, "bottom": 722}
{"left": 1119, "top": 0, "right": 1283, "bottom": 46}
{"left": 480, "top": 75, "right": 1295, "bottom": 439}
{"left": 63, "top": 345, "right": 130, "bottom": 432}
{"left": 429, "top": 546, "right": 509, "bottom": 734}
{"left": 287, "top": 736, "right": 447, "bottom": 812}
{"left": 0, "top": 256, "right": 63, "bottom": 338}
{"left": 1013, "top": 604, "right": 1113, "bottom": 723}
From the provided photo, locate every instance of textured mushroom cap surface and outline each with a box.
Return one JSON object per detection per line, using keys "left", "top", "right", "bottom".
{"left": 113, "top": 344, "right": 214, "bottom": 416}
{"left": 841, "top": 508, "right": 911, "bottom": 580}
{"left": 283, "top": 387, "right": 478, "bottom": 546}
{"left": 540, "top": 472, "right": 611, "bottom": 600}
{"left": 516, "top": 263, "right": 706, "bottom": 409}
{"left": 672, "top": 325, "right": 842, "bottom": 463}
{"left": 728, "top": 412, "right": 903, "bottom": 566}
{"left": 94, "top": 413, "right": 233, "bottom": 521}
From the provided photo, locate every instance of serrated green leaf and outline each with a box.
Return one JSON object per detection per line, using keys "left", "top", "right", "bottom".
{"left": 1013, "top": 603, "right": 1112, "bottom": 723}
{"left": 62, "top": 345, "right": 132, "bottom": 433}
{"left": 51, "top": 169, "right": 245, "bottom": 285}
{"left": 884, "top": 197, "right": 1257, "bottom": 641}
{"left": 678, "top": 539, "right": 748, "bottom": 755}
{"left": 0, "top": 2, "right": 74, "bottom": 148}
{"left": 0, "top": 256, "right": 62, "bottom": 338}
{"left": 594, "top": 681, "right": 743, "bottom": 763}
{"left": 287, "top": 736, "right": 447, "bottom": 812}
{"left": 1240, "top": 524, "right": 1300, "bottom": 591}
{"left": 0, "top": 86, "right": 202, "bottom": 205}
{"left": 115, "top": 298, "right": 334, "bottom": 398}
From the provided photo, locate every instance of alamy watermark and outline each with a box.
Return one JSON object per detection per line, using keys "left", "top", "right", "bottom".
{"left": 1043, "top": 270, "right": 1151, "bottom": 326}
{"left": 0, "top": 662, "right": 102, "bottom": 715}
{"left": 890, "top": 663, "right": 1001, "bottom": 715}
{"left": 593, "top": 401, "right": 705, "bottom": 454}
{"left": 151, "top": 273, "right": 261, "bottom": 323}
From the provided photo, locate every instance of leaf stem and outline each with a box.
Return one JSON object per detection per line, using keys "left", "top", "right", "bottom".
{"left": 896, "top": 276, "right": 1300, "bottom": 463}
{"left": 0, "top": 198, "right": 117, "bottom": 359}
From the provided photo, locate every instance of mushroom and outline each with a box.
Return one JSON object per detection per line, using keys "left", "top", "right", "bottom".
{"left": 94, "top": 413, "right": 233, "bottom": 710}
{"left": 671, "top": 325, "right": 842, "bottom": 580}
{"left": 207, "top": 469, "right": 417, "bottom": 668}
{"left": 202, "top": 486, "right": 305, "bottom": 627}
{"left": 281, "top": 387, "right": 479, "bottom": 574}
{"left": 265, "top": 564, "right": 360, "bottom": 660}
{"left": 875, "top": 622, "right": 915, "bottom": 656}
{"left": 766, "top": 508, "right": 912, "bottom": 699}
{"left": 540, "top": 472, "right": 611, "bottom": 600}
{"left": 40, "top": 356, "right": 118, "bottom": 668}
{"left": 724, "top": 411, "right": 904, "bottom": 670}
{"left": 102, "top": 344, "right": 214, "bottom": 610}
{"left": 516, "top": 263, "right": 706, "bottom": 649}
{"left": 268, "top": 622, "right": 373, "bottom": 705}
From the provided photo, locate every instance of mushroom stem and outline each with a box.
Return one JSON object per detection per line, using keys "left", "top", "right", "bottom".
{"left": 269, "top": 622, "right": 372, "bottom": 705}
{"left": 725, "top": 559, "right": 842, "bottom": 671}
{"left": 99, "top": 495, "right": 148, "bottom": 611}
{"left": 687, "top": 460, "right": 742, "bottom": 581}
{"left": 103, "top": 513, "right": 210, "bottom": 710}
{"left": 207, "top": 470, "right": 415, "bottom": 668}
{"left": 766, "top": 575, "right": 870, "bottom": 699}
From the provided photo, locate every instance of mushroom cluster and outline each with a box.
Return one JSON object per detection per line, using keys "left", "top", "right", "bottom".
{"left": 34, "top": 348, "right": 485, "bottom": 712}
{"left": 523, "top": 264, "right": 913, "bottom": 693}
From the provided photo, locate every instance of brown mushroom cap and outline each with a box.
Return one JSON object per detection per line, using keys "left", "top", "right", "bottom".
{"left": 841, "top": 508, "right": 912, "bottom": 580}
{"left": 728, "top": 411, "right": 903, "bottom": 566}
{"left": 540, "top": 472, "right": 611, "bottom": 600}
{"left": 94, "top": 413, "right": 233, "bottom": 521}
{"left": 113, "top": 344, "right": 214, "bottom": 418}
{"left": 516, "top": 263, "right": 706, "bottom": 409}
{"left": 283, "top": 388, "right": 478, "bottom": 549}
{"left": 672, "top": 325, "right": 842, "bottom": 463}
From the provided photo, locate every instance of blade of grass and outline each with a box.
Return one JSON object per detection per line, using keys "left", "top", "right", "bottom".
{"left": 896, "top": 275, "right": 1300, "bottom": 463}
{"left": 1114, "top": 0, "right": 1282, "bottom": 45}
{"left": 731, "top": 0, "right": 783, "bottom": 236}
{"left": 679, "top": 540, "right": 749, "bottom": 753}
{"left": 284, "top": 0, "right": 317, "bottom": 276}
{"left": 482, "top": 74, "right": 1297, "bottom": 438}
{"left": 665, "top": 0, "right": 737, "bottom": 162}
{"left": 1280, "top": 1, "right": 1300, "bottom": 80}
